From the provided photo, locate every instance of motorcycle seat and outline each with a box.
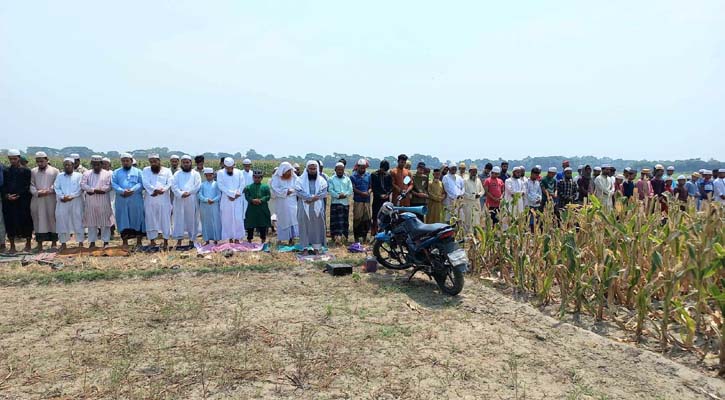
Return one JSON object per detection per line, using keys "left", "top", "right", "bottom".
{"left": 407, "top": 220, "right": 450, "bottom": 238}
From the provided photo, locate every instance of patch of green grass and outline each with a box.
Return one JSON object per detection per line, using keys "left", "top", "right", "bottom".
{"left": 0, "top": 263, "right": 284, "bottom": 286}
{"left": 379, "top": 324, "right": 412, "bottom": 339}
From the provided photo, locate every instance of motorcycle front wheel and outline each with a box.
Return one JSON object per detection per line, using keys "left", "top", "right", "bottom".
{"left": 373, "top": 240, "right": 410, "bottom": 270}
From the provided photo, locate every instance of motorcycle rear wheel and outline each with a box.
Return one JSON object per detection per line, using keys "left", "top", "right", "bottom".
{"left": 434, "top": 266, "right": 464, "bottom": 296}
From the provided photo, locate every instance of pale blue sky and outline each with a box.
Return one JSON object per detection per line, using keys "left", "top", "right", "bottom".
{"left": 1, "top": 1, "right": 723, "bottom": 161}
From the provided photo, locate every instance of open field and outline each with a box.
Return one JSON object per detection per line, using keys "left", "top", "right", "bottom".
{"left": 0, "top": 246, "right": 724, "bottom": 399}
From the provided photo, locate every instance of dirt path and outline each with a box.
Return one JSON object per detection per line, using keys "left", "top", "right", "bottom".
{"left": 0, "top": 265, "right": 723, "bottom": 399}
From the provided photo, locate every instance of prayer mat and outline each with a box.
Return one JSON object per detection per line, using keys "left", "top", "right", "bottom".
{"left": 195, "top": 242, "right": 265, "bottom": 255}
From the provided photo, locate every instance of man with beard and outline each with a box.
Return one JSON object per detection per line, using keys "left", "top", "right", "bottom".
{"left": 172, "top": 155, "right": 201, "bottom": 247}
{"left": 328, "top": 162, "right": 353, "bottom": 243}
{"left": 112, "top": 153, "right": 145, "bottom": 247}
{"left": 216, "top": 157, "right": 246, "bottom": 243}
{"left": 142, "top": 154, "right": 173, "bottom": 248}
{"left": 270, "top": 162, "right": 299, "bottom": 245}
{"left": 169, "top": 155, "right": 180, "bottom": 175}
{"left": 461, "top": 165, "right": 483, "bottom": 233}
{"left": 370, "top": 160, "right": 393, "bottom": 235}
{"left": 296, "top": 160, "right": 328, "bottom": 254}
{"left": 244, "top": 170, "right": 272, "bottom": 243}
{"left": 30, "top": 151, "right": 59, "bottom": 251}
{"left": 504, "top": 166, "right": 526, "bottom": 217}
{"left": 55, "top": 158, "right": 85, "bottom": 250}
{"left": 594, "top": 165, "right": 614, "bottom": 211}
{"left": 81, "top": 156, "right": 114, "bottom": 248}
{"left": 350, "top": 159, "right": 373, "bottom": 243}
{"left": 498, "top": 161, "right": 511, "bottom": 183}
{"left": 1, "top": 149, "right": 33, "bottom": 253}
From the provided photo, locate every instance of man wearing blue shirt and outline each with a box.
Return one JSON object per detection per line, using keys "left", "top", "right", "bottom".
{"left": 350, "top": 159, "right": 372, "bottom": 243}
{"left": 112, "top": 153, "right": 146, "bottom": 247}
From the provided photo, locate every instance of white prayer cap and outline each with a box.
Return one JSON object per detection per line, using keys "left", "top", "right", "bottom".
{"left": 666, "top": 165, "right": 675, "bottom": 171}
{"left": 70, "top": 153, "right": 80, "bottom": 159}
{"left": 703, "top": 170, "right": 713, "bottom": 175}
{"left": 148, "top": 153, "right": 160, "bottom": 160}
{"left": 63, "top": 157, "right": 74, "bottom": 163}
{"left": 335, "top": 162, "right": 345, "bottom": 168}
{"left": 242, "top": 158, "right": 252, "bottom": 165}
{"left": 223, "top": 157, "right": 235, "bottom": 167}
{"left": 181, "top": 154, "right": 192, "bottom": 161}
{"left": 535, "top": 165, "right": 541, "bottom": 170}
{"left": 34, "top": 151, "right": 48, "bottom": 158}
{"left": 677, "top": 175, "right": 686, "bottom": 180}
{"left": 170, "top": 155, "right": 180, "bottom": 160}
{"left": 203, "top": 167, "right": 214, "bottom": 174}
{"left": 615, "top": 174, "right": 624, "bottom": 180}
{"left": 357, "top": 158, "right": 368, "bottom": 166}
{"left": 601, "top": 163, "right": 612, "bottom": 169}
{"left": 654, "top": 164, "right": 664, "bottom": 170}
{"left": 119, "top": 152, "right": 132, "bottom": 159}
{"left": 564, "top": 167, "right": 573, "bottom": 172}
{"left": 518, "top": 165, "right": 525, "bottom": 171}
{"left": 548, "top": 167, "right": 557, "bottom": 173}
{"left": 102, "top": 157, "right": 110, "bottom": 163}
{"left": 577, "top": 165, "right": 584, "bottom": 170}
{"left": 593, "top": 166, "right": 602, "bottom": 171}
{"left": 293, "top": 163, "right": 300, "bottom": 169}
{"left": 492, "top": 166, "right": 501, "bottom": 173}
{"left": 132, "top": 158, "right": 137, "bottom": 165}
{"left": 7, "top": 149, "right": 20, "bottom": 156}
{"left": 699, "top": 169, "right": 705, "bottom": 174}
{"left": 624, "top": 167, "right": 632, "bottom": 173}
{"left": 90, "top": 155, "right": 103, "bottom": 162}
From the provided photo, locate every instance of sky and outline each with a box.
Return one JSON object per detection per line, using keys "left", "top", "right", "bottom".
{"left": 1, "top": 0, "right": 724, "bottom": 161}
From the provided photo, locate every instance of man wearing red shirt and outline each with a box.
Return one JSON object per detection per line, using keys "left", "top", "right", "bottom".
{"left": 483, "top": 166, "right": 504, "bottom": 224}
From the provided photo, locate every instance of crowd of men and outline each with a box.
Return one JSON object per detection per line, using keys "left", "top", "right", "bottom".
{"left": 1, "top": 151, "right": 724, "bottom": 254}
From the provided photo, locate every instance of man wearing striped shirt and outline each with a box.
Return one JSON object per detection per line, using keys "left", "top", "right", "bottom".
{"left": 81, "top": 155, "right": 113, "bottom": 248}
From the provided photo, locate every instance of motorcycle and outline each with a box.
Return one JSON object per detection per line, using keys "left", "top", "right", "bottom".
{"left": 372, "top": 176, "right": 468, "bottom": 295}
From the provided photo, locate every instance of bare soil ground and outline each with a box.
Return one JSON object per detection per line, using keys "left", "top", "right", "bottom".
{"left": 0, "top": 247, "right": 724, "bottom": 399}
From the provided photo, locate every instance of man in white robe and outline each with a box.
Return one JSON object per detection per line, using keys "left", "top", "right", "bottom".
{"left": 171, "top": 155, "right": 201, "bottom": 246}
{"left": 296, "top": 160, "right": 328, "bottom": 254}
{"left": 270, "top": 162, "right": 298, "bottom": 245}
{"left": 30, "top": 151, "right": 59, "bottom": 250}
{"left": 142, "top": 154, "right": 173, "bottom": 247}
{"left": 54, "top": 158, "right": 84, "bottom": 249}
{"left": 461, "top": 165, "right": 484, "bottom": 233}
{"left": 594, "top": 165, "right": 614, "bottom": 211}
{"left": 504, "top": 166, "right": 526, "bottom": 217}
{"left": 442, "top": 167, "right": 464, "bottom": 223}
{"left": 216, "top": 157, "right": 245, "bottom": 242}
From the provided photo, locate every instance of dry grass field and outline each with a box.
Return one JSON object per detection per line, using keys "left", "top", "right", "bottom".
{"left": 0, "top": 245, "right": 724, "bottom": 400}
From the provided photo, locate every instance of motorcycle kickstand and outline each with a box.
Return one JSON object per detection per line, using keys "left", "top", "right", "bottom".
{"left": 407, "top": 266, "right": 421, "bottom": 282}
